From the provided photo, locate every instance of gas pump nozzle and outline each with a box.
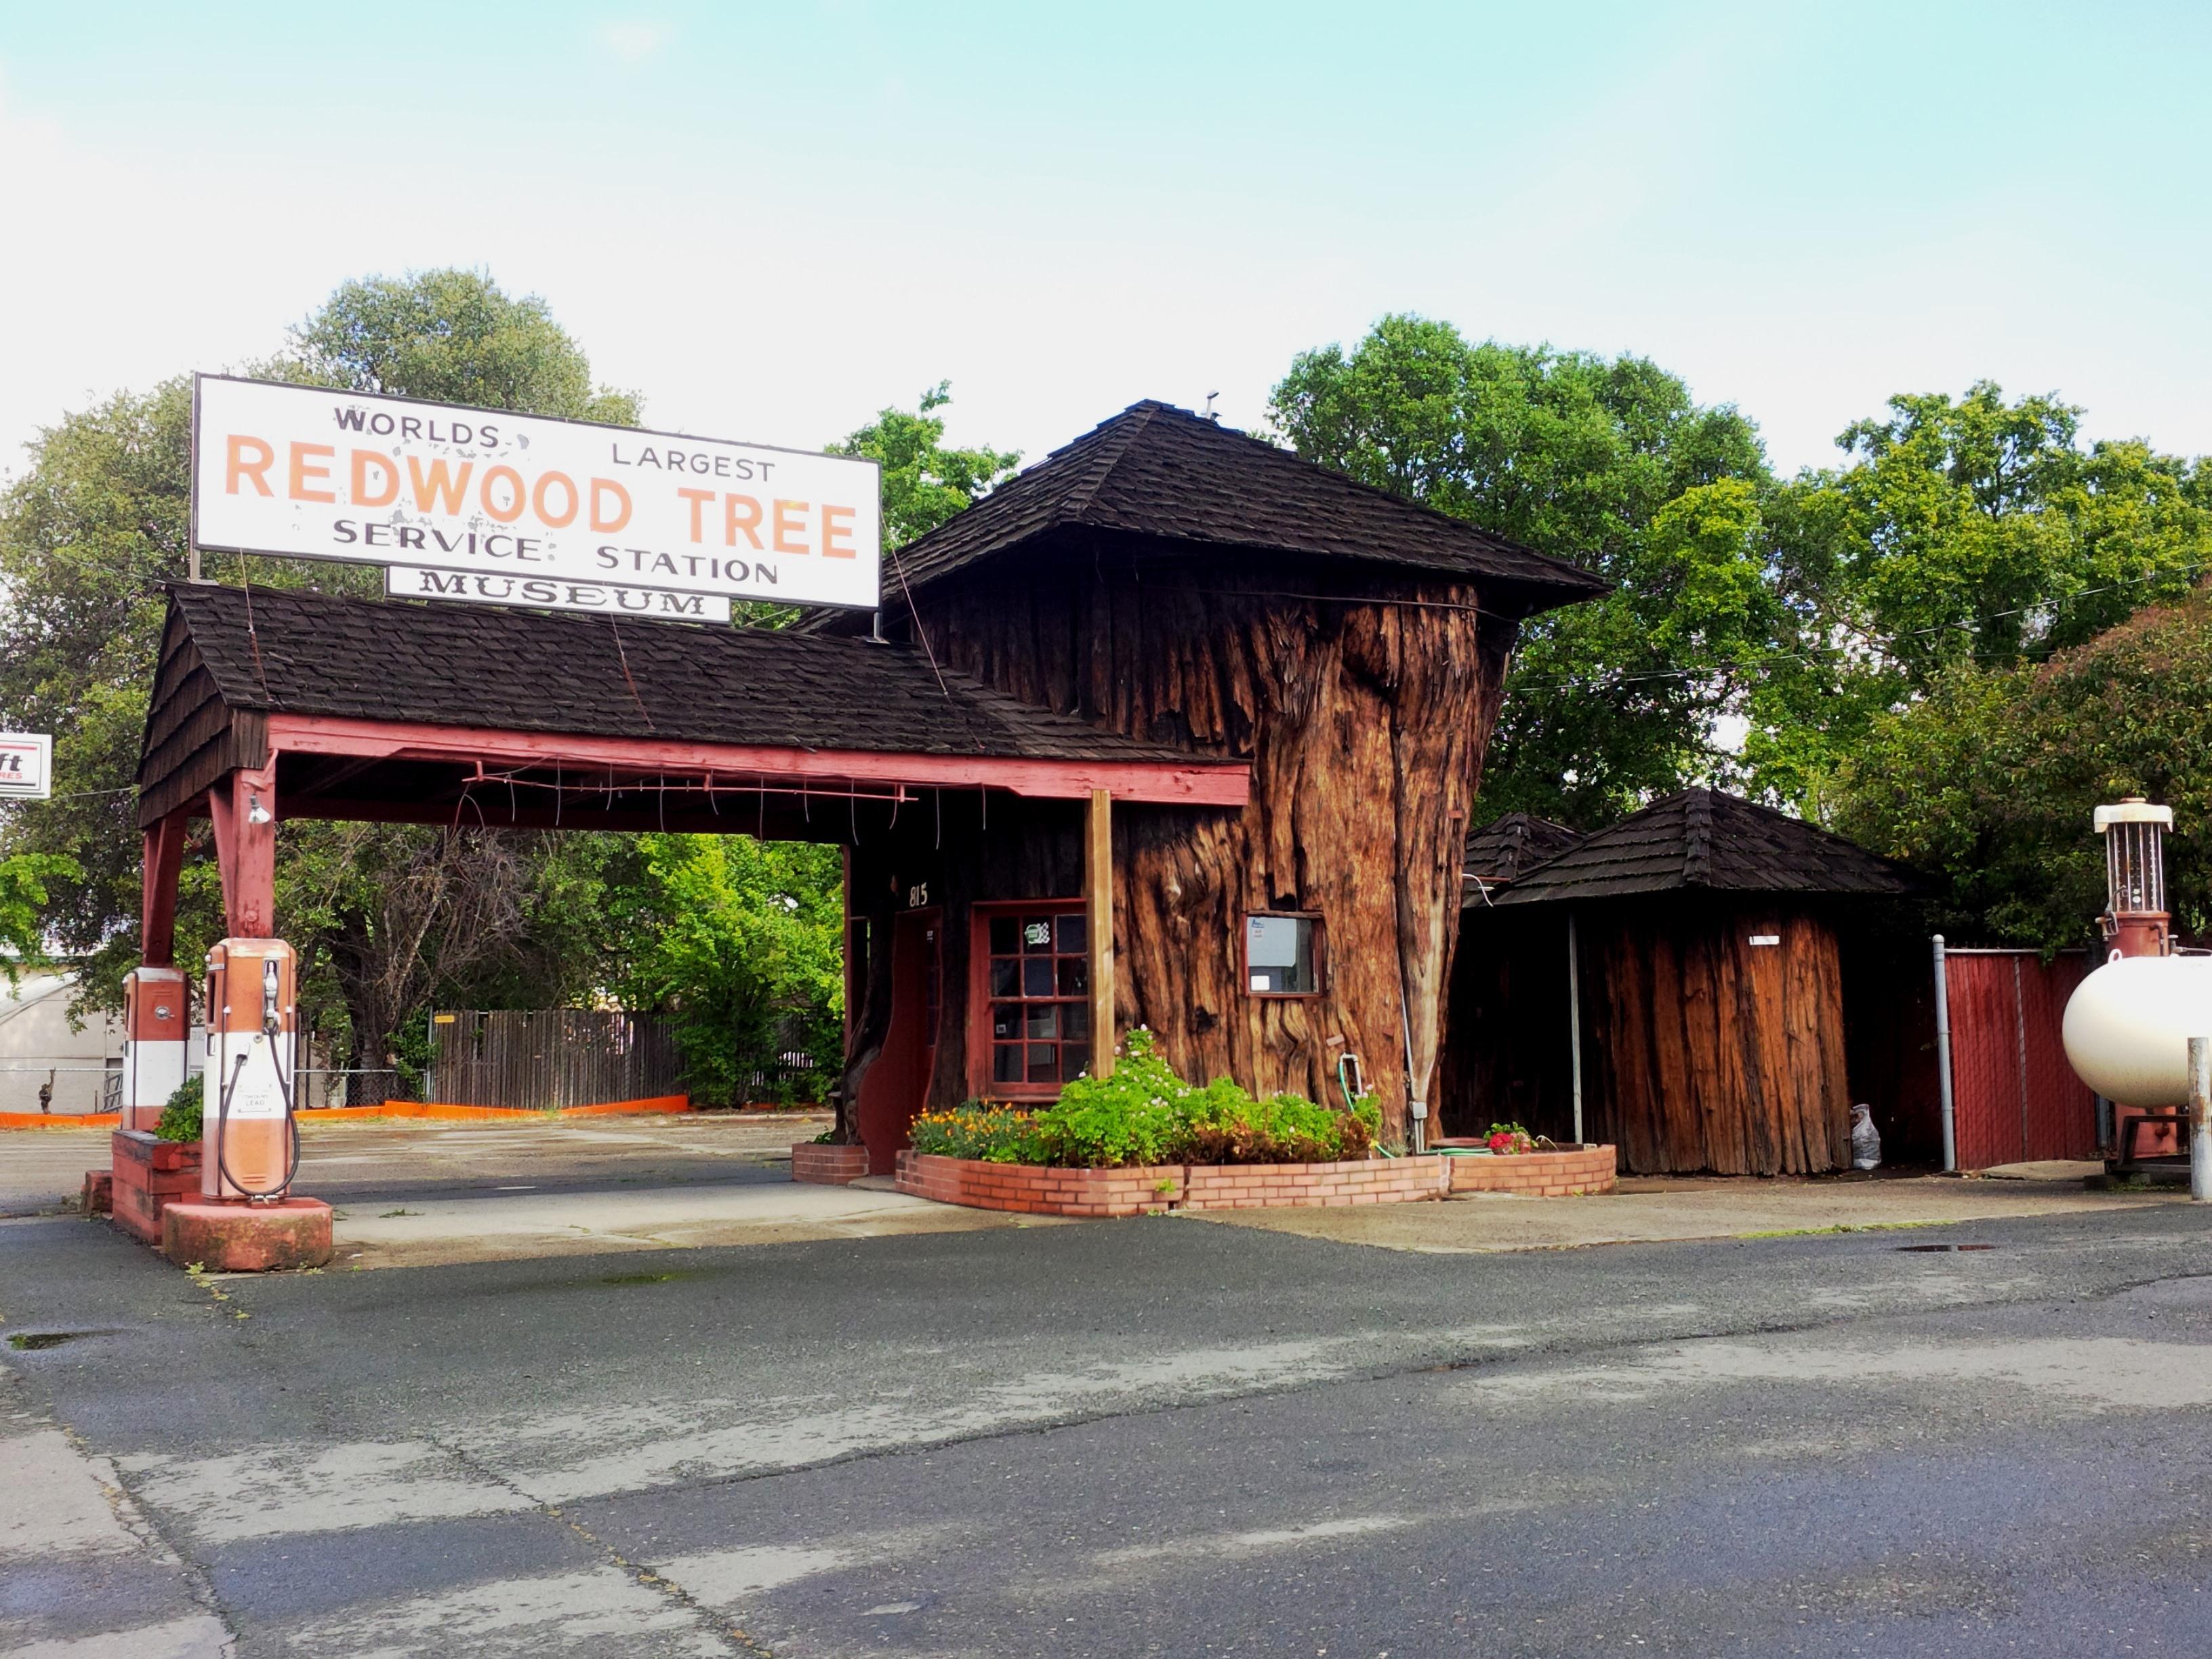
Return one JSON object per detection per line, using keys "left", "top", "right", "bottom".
{"left": 262, "top": 956, "right": 281, "bottom": 1035}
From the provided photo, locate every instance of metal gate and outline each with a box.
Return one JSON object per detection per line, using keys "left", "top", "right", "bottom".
{"left": 1937, "top": 946, "right": 2096, "bottom": 1168}
{"left": 427, "top": 1010, "right": 682, "bottom": 1109}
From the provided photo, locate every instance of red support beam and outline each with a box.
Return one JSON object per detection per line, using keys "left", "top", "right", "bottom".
{"left": 207, "top": 760, "right": 279, "bottom": 939}
{"left": 139, "top": 809, "right": 190, "bottom": 968}
{"left": 262, "top": 714, "right": 1250, "bottom": 807}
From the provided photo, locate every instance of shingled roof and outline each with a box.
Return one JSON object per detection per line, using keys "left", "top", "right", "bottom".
{"left": 1491, "top": 790, "right": 1918, "bottom": 905}
{"left": 854, "top": 401, "right": 1607, "bottom": 613}
{"left": 1461, "top": 813, "right": 1584, "bottom": 904}
{"left": 150, "top": 583, "right": 1214, "bottom": 767}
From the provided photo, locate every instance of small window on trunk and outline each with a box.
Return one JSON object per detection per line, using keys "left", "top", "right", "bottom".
{"left": 1246, "top": 914, "right": 1318, "bottom": 996}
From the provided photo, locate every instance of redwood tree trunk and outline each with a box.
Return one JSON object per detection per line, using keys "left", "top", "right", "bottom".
{"left": 917, "top": 551, "right": 1518, "bottom": 1143}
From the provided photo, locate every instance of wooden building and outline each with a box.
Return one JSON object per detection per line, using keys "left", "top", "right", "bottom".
{"left": 1439, "top": 790, "right": 1925, "bottom": 1175}
{"left": 135, "top": 401, "right": 1604, "bottom": 1172}
{"left": 816, "top": 402, "right": 1604, "bottom": 1164}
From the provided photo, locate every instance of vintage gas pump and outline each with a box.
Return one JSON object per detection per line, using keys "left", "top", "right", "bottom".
{"left": 201, "top": 938, "right": 299, "bottom": 1200}
{"left": 2095, "top": 798, "right": 2173, "bottom": 962}
{"left": 2064, "top": 798, "right": 2202, "bottom": 1171}
{"left": 119, "top": 964, "right": 189, "bottom": 1133}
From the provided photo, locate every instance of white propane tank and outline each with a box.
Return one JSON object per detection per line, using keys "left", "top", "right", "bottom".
{"left": 2061, "top": 955, "right": 2212, "bottom": 1107}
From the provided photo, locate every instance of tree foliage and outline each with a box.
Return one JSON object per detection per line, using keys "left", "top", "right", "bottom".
{"left": 1270, "top": 314, "right": 1774, "bottom": 825}
{"left": 832, "top": 382, "right": 1021, "bottom": 554}
{"left": 0, "top": 852, "right": 79, "bottom": 983}
{"left": 0, "top": 269, "right": 641, "bottom": 1063}
{"left": 277, "top": 268, "right": 639, "bottom": 424}
{"left": 1831, "top": 588, "right": 2212, "bottom": 948}
{"left": 613, "top": 834, "right": 846, "bottom": 1104}
{"left": 1748, "top": 384, "right": 2212, "bottom": 811}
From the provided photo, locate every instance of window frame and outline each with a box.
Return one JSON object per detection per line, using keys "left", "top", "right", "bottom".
{"left": 1242, "top": 909, "right": 1325, "bottom": 1000}
{"left": 967, "top": 898, "right": 1094, "bottom": 1101}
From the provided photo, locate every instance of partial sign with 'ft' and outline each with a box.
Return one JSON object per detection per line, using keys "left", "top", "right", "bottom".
{"left": 192, "top": 376, "right": 882, "bottom": 613}
{"left": 0, "top": 733, "right": 52, "bottom": 800}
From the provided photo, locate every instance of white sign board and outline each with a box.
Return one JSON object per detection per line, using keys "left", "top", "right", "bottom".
{"left": 192, "top": 375, "right": 880, "bottom": 612}
{"left": 0, "top": 733, "right": 52, "bottom": 800}
{"left": 384, "top": 567, "right": 733, "bottom": 623}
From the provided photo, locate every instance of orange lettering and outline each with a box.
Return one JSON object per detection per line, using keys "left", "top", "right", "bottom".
{"left": 350, "top": 449, "right": 400, "bottom": 508}
{"left": 723, "top": 494, "right": 763, "bottom": 549}
{"left": 772, "top": 499, "right": 808, "bottom": 555}
{"left": 226, "top": 435, "right": 274, "bottom": 496}
{"left": 677, "top": 487, "right": 716, "bottom": 544}
{"left": 590, "top": 477, "right": 632, "bottom": 533}
{"left": 407, "top": 455, "right": 474, "bottom": 514}
{"left": 820, "top": 503, "right": 857, "bottom": 558}
{"left": 288, "top": 441, "right": 336, "bottom": 504}
{"left": 480, "top": 465, "right": 525, "bottom": 524}
{"left": 532, "top": 470, "right": 579, "bottom": 528}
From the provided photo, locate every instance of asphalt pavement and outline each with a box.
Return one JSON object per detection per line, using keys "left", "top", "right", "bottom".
{"left": 6, "top": 1172, "right": 2212, "bottom": 1657}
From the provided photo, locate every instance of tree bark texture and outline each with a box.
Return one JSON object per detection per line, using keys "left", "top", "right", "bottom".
{"left": 1580, "top": 898, "right": 1851, "bottom": 1174}
{"left": 909, "top": 551, "right": 1518, "bottom": 1143}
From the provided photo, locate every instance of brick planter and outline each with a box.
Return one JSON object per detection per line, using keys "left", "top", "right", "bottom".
{"left": 110, "top": 1131, "right": 203, "bottom": 1244}
{"left": 1441, "top": 1143, "right": 1616, "bottom": 1195}
{"left": 1184, "top": 1157, "right": 1451, "bottom": 1209}
{"left": 791, "top": 1141, "right": 871, "bottom": 1185}
{"left": 897, "top": 1152, "right": 1189, "bottom": 1216}
{"left": 895, "top": 1151, "right": 1454, "bottom": 1216}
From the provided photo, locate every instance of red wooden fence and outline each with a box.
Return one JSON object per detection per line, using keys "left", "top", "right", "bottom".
{"left": 1941, "top": 948, "right": 2097, "bottom": 1168}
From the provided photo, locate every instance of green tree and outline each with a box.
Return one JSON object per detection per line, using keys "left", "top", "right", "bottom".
{"left": 278, "top": 268, "right": 638, "bottom": 424}
{"left": 1830, "top": 588, "right": 2212, "bottom": 948}
{"left": 1269, "top": 315, "right": 1774, "bottom": 825}
{"left": 832, "top": 382, "right": 1021, "bottom": 554}
{"left": 0, "top": 270, "right": 640, "bottom": 1061}
{"left": 614, "top": 834, "right": 846, "bottom": 1104}
{"left": 1748, "top": 384, "right": 2212, "bottom": 812}
{"left": 0, "top": 852, "right": 80, "bottom": 983}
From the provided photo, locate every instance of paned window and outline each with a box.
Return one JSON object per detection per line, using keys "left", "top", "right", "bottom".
{"left": 979, "top": 907, "right": 1090, "bottom": 1091}
{"left": 1246, "top": 913, "right": 1319, "bottom": 996}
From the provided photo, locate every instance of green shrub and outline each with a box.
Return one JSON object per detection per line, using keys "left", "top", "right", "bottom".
{"left": 153, "top": 1074, "right": 203, "bottom": 1144}
{"left": 909, "top": 1031, "right": 1380, "bottom": 1168}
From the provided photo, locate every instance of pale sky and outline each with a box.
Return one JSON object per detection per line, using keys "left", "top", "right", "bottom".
{"left": 2, "top": 1, "right": 2208, "bottom": 487}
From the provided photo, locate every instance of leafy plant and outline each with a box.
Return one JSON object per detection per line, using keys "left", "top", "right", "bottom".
{"left": 153, "top": 1073, "right": 203, "bottom": 1144}
{"left": 909, "top": 1031, "right": 1379, "bottom": 1168}
{"left": 908, "top": 1103, "right": 1048, "bottom": 1164}
{"left": 1485, "top": 1122, "right": 1536, "bottom": 1155}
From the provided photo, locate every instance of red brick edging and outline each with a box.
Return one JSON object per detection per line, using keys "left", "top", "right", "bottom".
{"left": 792, "top": 1142, "right": 871, "bottom": 1185}
{"left": 1443, "top": 1143, "right": 1616, "bottom": 1195}
{"left": 895, "top": 1151, "right": 1464, "bottom": 1216}
{"left": 890, "top": 1145, "right": 1618, "bottom": 1215}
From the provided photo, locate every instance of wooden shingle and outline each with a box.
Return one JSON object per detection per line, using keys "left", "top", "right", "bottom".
{"left": 819, "top": 401, "right": 1607, "bottom": 622}
{"left": 1491, "top": 789, "right": 1917, "bottom": 905}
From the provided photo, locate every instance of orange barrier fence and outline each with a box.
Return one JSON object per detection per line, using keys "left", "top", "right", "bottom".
{"left": 4, "top": 1097, "right": 691, "bottom": 1130}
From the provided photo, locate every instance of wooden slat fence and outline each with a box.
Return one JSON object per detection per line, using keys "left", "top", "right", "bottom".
{"left": 428, "top": 1010, "right": 683, "bottom": 1109}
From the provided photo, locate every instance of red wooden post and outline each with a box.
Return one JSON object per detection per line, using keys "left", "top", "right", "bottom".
{"left": 207, "top": 764, "right": 279, "bottom": 939}
{"left": 139, "top": 810, "right": 190, "bottom": 968}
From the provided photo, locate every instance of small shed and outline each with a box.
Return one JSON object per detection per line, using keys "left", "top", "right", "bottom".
{"left": 1441, "top": 790, "right": 1925, "bottom": 1175}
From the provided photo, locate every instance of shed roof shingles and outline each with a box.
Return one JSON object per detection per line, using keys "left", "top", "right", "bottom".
{"left": 1461, "top": 813, "right": 1584, "bottom": 894}
{"left": 163, "top": 584, "right": 1217, "bottom": 766}
{"left": 1493, "top": 790, "right": 1917, "bottom": 905}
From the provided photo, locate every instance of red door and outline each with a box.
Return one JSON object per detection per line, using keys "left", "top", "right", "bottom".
{"left": 857, "top": 910, "right": 940, "bottom": 1175}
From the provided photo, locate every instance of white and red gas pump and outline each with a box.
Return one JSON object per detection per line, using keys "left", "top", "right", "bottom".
{"left": 119, "top": 964, "right": 190, "bottom": 1134}
{"left": 199, "top": 937, "right": 300, "bottom": 1200}
{"left": 2063, "top": 798, "right": 2212, "bottom": 1174}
